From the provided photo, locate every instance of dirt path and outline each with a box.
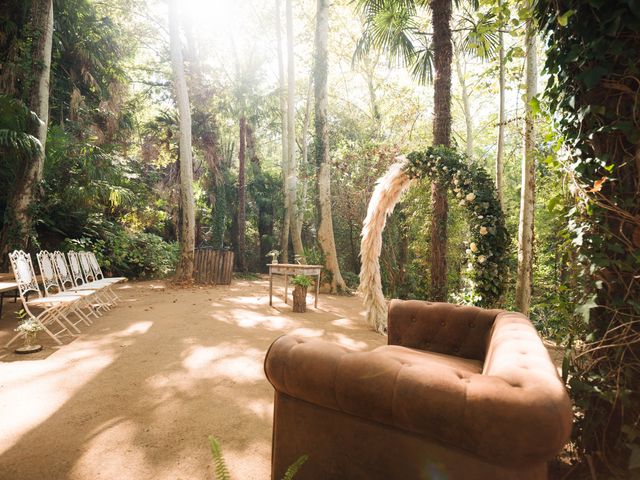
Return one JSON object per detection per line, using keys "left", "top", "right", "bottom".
{"left": 0, "top": 278, "right": 385, "bottom": 480}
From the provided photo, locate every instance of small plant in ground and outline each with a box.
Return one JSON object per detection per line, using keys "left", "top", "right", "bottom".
{"left": 291, "top": 275, "right": 313, "bottom": 289}
{"left": 208, "top": 436, "right": 307, "bottom": 480}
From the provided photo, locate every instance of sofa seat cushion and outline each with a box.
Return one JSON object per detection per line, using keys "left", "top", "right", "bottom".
{"left": 372, "top": 345, "right": 483, "bottom": 377}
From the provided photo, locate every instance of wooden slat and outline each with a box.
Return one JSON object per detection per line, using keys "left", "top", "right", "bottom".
{"left": 194, "top": 248, "right": 232, "bottom": 285}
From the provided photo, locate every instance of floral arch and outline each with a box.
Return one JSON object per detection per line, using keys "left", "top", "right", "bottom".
{"left": 359, "top": 146, "right": 510, "bottom": 333}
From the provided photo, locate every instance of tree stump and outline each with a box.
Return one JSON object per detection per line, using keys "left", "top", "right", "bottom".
{"left": 292, "top": 285, "right": 307, "bottom": 313}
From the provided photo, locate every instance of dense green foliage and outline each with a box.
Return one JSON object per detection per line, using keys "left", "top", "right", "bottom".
{"left": 537, "top": 1, "right": 640, "bottom": 476}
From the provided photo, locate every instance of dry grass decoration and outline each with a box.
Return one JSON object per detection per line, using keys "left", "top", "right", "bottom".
{"left": 360, "top": 147, "right": 509, "bottom": 333}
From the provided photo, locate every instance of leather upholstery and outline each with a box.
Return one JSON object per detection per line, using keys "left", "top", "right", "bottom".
{"left": 265, "top": 300, "right": 573, "bottom": 479}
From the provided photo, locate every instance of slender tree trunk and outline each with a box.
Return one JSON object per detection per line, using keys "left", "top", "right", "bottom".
{"left": 275, "top": 0, "right": 290, "bottom": 263}
{"left": 429, "top": 0, "right": 452, "bottom": 302}
{"left": 496, "top": 12, "right": 506, "bottom": 210}
{"left": 286, "top": 0, "right": 305, "bottom": 263}
{"left": 247, "top": 124, "right": 273, "bottom": 272}
{"left": 455, "top": 56, "right": 473, "bottom": 157}
{"left": 0, "top": 0, "right": 52, "bottom": 262}
{"left": 169, "top": 0, "right": 196, "bottom": 280}
{"left": 237, "top": 116, "right": 247, "bottom": 272}
{"left": 298, "top": 75, "right": 313, "bottom": 235}
{"left": 516, "top": 12, "right": 537, "bottom": 315}
{"left": 313, "top": 0, "right": 347, "bottom": 292}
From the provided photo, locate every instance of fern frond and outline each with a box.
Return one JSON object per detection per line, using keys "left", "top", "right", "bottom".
{"left": 281, "top": 454, "right": 309, "bottom": 480}
{"left": 208, "top": 436, "right": 231, "bottom": 480}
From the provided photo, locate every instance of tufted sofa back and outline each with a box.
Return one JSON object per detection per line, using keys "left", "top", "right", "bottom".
{"left": 387, "top": 300, "right": 502, "bottom": 361}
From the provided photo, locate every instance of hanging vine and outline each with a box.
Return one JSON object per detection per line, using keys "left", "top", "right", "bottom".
{"left": 537, "top": 1, "right": 640, "bottom": 476}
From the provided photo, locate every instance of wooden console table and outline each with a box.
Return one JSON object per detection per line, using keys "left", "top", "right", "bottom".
{"left": 268, "top": 263, "right": 322, "bottom": 308}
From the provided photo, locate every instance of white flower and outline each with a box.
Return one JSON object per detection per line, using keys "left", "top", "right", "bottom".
{"left": 477, "top": 255, "right": 487, "bottom": 264}
{"left": 478, "top": 215, "right": 484, "bottom": 219}
{"left": 470, "top": 242, "right": 478, "bottom": 253}
{"left": 465, "top": 249, "right": 472, "bottom": 255}
{"left": 479, "top": 226, "right": 488, "bottom": 235}
{"left": 454, "top": 187, "right": 460, "bottom": 193}
{"left": 466, "top": 192, "right": 476, "bottom": 202}
{"left": 459, "top": 200, "right": 466, "bottom": 206}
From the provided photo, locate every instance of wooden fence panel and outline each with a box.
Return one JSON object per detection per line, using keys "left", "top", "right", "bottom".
{"left": 193, "top": 249, "right": 234, "bottom": 285}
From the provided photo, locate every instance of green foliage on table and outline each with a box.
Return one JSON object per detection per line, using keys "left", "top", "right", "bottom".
{"left": 537, "top": 1, "right": 640, "bottom": 475}
{"left": 291, "top": 275, "right": 313, "bottom": 289}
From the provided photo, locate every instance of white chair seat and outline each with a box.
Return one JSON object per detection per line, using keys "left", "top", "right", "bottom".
{"left": 26, "top": 294, "right": 82, "bottom": 307}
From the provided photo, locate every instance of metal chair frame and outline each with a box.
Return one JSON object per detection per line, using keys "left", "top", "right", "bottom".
{"left": 37, "top": 251, "right": 99, "bottom": 327}
{"left": 68, "top": 251, "right": 118, "bottom": 304}
{"left": 4, "top": 250, "right": 82, "bottom": 348}
{"left": 52, "top": 251, "right": 110, "bottom": 313}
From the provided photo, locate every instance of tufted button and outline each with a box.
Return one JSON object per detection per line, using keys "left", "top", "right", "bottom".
{"left": 469, "top": 322, "right": 475, "bottom": 328}
{"left": 411, "top": 317, "right": 416, "bottom": 323}
{"left": 440, "top": 321, "right": 445, "bottom": 327}
{"left": 453, "top": 346, "right": 460, "bottom": 353}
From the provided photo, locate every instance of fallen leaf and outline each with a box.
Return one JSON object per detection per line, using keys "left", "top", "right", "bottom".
{"left": 587, "top": 176, "right": 607, "bottom": 193}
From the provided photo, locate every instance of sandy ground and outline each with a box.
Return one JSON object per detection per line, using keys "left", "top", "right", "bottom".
{"left": 0, "top": 278, "right": 386, "bottom": 480}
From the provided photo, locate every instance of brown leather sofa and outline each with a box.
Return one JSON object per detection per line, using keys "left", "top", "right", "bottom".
{"left": 264, "top": 300, "right": 572, "bottom": 479}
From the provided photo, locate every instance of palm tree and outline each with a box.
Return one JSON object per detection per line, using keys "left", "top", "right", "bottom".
{"left": 354, "top": 0, "right": 453, "bottom": 301}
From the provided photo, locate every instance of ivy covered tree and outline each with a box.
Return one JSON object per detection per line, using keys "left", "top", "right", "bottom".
{"left": 537, "top": 1, "right": 640, "bottom": 476}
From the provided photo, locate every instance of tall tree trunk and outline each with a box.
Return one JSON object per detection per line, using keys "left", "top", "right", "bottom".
{"left": 297, "top": 74, "right": 313, "bottom": 236}
{"left": 515, "top": 11, "right": 537, "bottom": 314}
{"left": 429, "top": 0, "right": 452, "bottom": 302}
{"left": 455, "top": 56, "right": 473, "bottom": 157}
{"left": 286, "top": 0, "right": 305, "bottom": 263}
{"left": 169, "top": 0, "right": 196, "bottom": 280}
{"left": 276, "top": 0, "right": 290, "bottom": 263}
{"left": 237, "top": 116, "right": 247, "bottom": 272}
{"left": 496, "top": 10, "right": 506, "bottom": 210}
{"left": 0, "top": 0, "right": 53, "bottom": 263}
{"left": 247, "top": 124, "right": 274, "bottom": 272}
{"left": 314, "top": 0, "right": 347, "bottom": 292}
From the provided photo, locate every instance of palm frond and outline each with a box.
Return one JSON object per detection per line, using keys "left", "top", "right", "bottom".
{"left": 410, "top": 45, "right": 434, "bottom": 85}
{"left": 0, "top": 130, "right": 42, "bottom": 158}
{"left": 0, "top": 94, "right": 43, "bottom": 132}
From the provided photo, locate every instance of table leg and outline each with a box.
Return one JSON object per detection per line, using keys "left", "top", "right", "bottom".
{"left": 315, "top": 273, "right": 320, "bottom": 308}
{"left": 284, "top": 273, "right": 288, "bottom": 304}
{"left": 269, "top": 269, "right": 273, "bottom": 306}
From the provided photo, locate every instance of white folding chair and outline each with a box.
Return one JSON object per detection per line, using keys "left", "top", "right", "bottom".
{"left": 87, "top": 252, "right": 126, "bottom": 285}
{"left": 5, "top": 250, "right": 83, "bottom": 348}
{"left": 68, "top": 251, "right": 118, "bottom": 304}
{"left": 52, "top": 251, "right": 110, "bottom": 314}
{"left": 36, "top": 250, "right": 97, "bottom": 333}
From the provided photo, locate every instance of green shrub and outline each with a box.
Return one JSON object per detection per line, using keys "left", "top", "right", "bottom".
{"left": 62, "top": 230, "right": 178, "bottom": 279}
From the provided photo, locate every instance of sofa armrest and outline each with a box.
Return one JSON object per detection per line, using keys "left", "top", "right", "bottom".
{"left": 387, "top": 299, "right": 502, "bottom": 361}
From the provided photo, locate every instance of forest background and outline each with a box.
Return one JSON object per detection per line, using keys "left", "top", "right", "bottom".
{"left": 1, "top": 0, "right": 638, "bottom": 476}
